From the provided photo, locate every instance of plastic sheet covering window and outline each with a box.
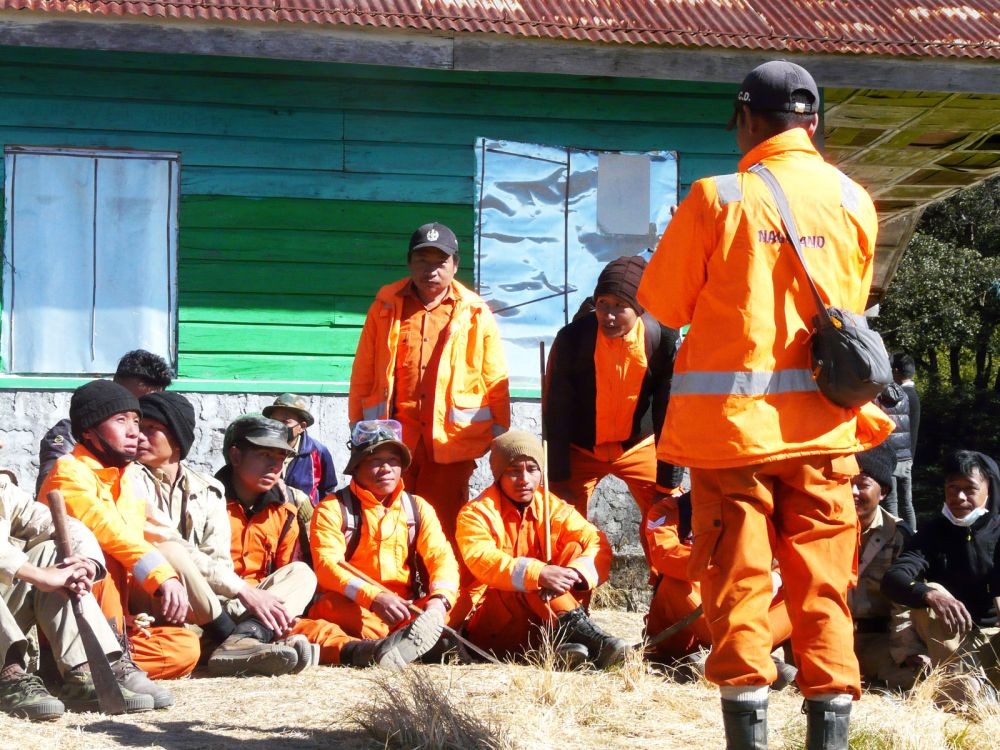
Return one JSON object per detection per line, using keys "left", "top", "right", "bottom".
{"left": 1, "top": 147, "right": 178, "bottom": 375}
{"left": 475, "top": 138, "right": 677, "bottom": 391}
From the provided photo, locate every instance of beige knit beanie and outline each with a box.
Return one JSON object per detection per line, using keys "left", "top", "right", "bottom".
{"left": 489, "top": 430, "right": 545, "bottom": 482}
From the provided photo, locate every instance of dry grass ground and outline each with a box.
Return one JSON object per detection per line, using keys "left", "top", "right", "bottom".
{"left": 1, "top": 611, "right": 996, "bottom": 750}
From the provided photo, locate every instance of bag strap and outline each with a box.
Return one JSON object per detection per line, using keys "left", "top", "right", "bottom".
{"left": 748, "top": 163, "right": 832, "bottom": 327}
{"left": 338, "top": 486, "right": 363, "bottom": 561}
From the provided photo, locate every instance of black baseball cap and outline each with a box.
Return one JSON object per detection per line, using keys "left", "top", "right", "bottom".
{"left": 727, "top": 60, "right": 819, "bottom": 129}
{"left": 408, "top": 222, "right": 459, "bottom": 258}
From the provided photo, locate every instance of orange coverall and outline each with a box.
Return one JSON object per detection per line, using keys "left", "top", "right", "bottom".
{"left": 637, "top": 128, "right": 894, "bottom": 699}
{"left": 40, "top": 446, "right": 199, "bottom": 679}
{"left": 292, "top": 479, "right": 460, "bottom": 664}
{"left": 455, "top": 484, "right": 612, "bottom": 658}
{"left": 643, "top": 496, "right": 791, "bottom": 661}
{"left": 349, "top": 278, "right": 510, "bottom": 543}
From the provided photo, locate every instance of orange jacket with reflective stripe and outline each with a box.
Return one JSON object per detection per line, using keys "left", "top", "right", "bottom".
{"left": 637, "top": 128, "right": 894, "bottom": 469}
{"left": 310, "top": 480, "right": 459, "bottom": 610}
{"left": 40, "top": 445, "right": 177, "bottom": 596}
{"left": 223, "top": 479, "right": 306, "bottom": 586}
{"left": 348, "top": 278, "right": 511, "bottom": 464}
{"left": 456, "top": 484, "right": 611, "bottom": 599}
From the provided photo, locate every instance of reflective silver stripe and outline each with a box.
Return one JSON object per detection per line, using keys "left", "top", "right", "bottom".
{"left": 714, "top": 173, "right": 742, "bottom": 206}
{"left": 647, "top": 515, "right": 667, "bottom": 531}
{"left": 573, "top": 556, "right": 599, "bottom": 584}
{"left": 672, "top": 369, "right": 818, "bottom": 396}
{"left": 449, "top": 405, "right": 493, "bottom": 424}
{"left": 511, "top": 557, "right": 532, "bottom": 592}
{"left": 430, "top": 579, "right": 457, "bottom": 592}
{"left": 838, "top": 170, "right": 859, "bottom": 212}
{"left": 363, "top": 403, "right": 387, "bottom": 420}
{"left": 133, "top": 549, "right": 169, "bottom": 584}
{"left": 344, "top": 577, "right": 366, "bottom": 602}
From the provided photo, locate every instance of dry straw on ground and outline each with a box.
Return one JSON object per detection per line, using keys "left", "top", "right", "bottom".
{"left": 0, "top": 611, "right": 996, "bottom": 749}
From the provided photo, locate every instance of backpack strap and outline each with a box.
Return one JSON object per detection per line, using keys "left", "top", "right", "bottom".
{"left": 268, "top": 501, "right": 298, "bottom": 576}
{"left": 400, "top": 491, "right": 426, "bottom": 599}
{"left": 337, "top": 486, "right": 363, "bottom": 562}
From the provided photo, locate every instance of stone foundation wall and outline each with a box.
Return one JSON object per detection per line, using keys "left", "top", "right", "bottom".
{"left": 0, "top": 391, "right": 645, "bottom": 554}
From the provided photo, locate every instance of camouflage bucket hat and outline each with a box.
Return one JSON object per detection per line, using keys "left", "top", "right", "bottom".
{"left": 345, "top": 419, "right": 411, "bottom": 475}
{"left": 262, "top": 392, "right": 314, "bottom": 427}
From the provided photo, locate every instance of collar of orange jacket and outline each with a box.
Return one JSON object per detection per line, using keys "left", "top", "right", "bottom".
{"left": 350, "top": 477, "right": 404, "bottom": 508}
{"left": 738, "top": 127, "right": 818, "bottom": 172}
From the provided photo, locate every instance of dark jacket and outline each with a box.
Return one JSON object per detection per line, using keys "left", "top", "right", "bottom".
{"left": 284, "top": 431, "right": 338, "bottom": 506}
{"left": 900, "top": 382, "right": 921, "bottom": 458}
{"left": 544, "top": 312, "right": 683, "bottom": 488}
{"left": 881, "top": 451, "right": 1000, "bottom": 628}
{"left": 876, "top": 383, "right": 913, "bottom": 462}
{"left": 36, "top": 417, "right": 76, "bottom": 495}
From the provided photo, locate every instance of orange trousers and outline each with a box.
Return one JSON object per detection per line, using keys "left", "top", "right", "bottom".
{"left": 689, "top": 454, "right": 861, "bottom": 699}
{"left": 293, "top": 591, "right": 448, "bottom": 665}
{"left": 92, "top": 558, "right": 200, "bottom": 680}
{"left": 464, "top": 542, "right": 584, "bottom": 659}
{"left": 645, "top": 575, "right": 791, "bottom": 661}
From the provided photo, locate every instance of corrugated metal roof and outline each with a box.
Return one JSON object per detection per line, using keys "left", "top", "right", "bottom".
{"left": 1, "top": 1, "right": 999, "bottom": 60}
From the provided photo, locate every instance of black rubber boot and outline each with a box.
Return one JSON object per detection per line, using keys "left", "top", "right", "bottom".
{"left": 802, "top": 699, "right": 850, "bottom": 750}
{"left": 720, "top": 698, "right": 768, "bottom": 750}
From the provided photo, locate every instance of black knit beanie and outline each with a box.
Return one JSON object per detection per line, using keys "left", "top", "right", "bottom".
{"left": 856, "top": 441, "right": 897, "bottom": 494}
{"left": 593, "top": 255, "right": 647, "bottom": 314}
{"left": 69, "top": 380, "right": 142, "bottom": 441}
{"left": 139, "top": 392, "right": 196, "bottom": 459}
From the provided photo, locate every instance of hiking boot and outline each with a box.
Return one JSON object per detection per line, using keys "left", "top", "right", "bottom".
{"left": 554, "top": 642, "right": 589, "bottom": 671}
{"left": 341, "top": 609, "right": 444, "bottom": 670}
{"left": 555, "top": 607, "right": 628, "bottom": 669}
{"left": 281, "top": 635, "right": 317, "bottom": 674}
{"left": 206, "top": 634, "right": 298, "bottom": 677}
{"left": 112, "top": 631, "right": 174, "bottom": 709}
{"left": 59, "top": 670, "right": 154, "bottom": 714}
{"left": 721, "top": 697, "right": 768, "bottom": 750}
{"left": 802, "top": 698, "right": 850, "bottom": 750}
{"left": 771, "top": 656, "right": 798, "bottom": 692}
{"left": 0, "top": 671, "right": 65, "bottom": 721}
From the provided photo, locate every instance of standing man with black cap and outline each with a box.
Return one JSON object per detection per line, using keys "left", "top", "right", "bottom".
{"left": 349, "top": 222, "right": 510, "bottom": 546}
{"left": 545, "top": 255, "right": 682, "bottom": 550}
{"left": 637, "top": 60, "right": 894, "bottom": 749}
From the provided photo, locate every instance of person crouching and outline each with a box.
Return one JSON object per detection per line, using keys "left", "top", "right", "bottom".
{"left": 292, "top": 420, "right": 456, "bottom": 668}
{"left": 456, "top": 431, "right": 624, "bottom": 668}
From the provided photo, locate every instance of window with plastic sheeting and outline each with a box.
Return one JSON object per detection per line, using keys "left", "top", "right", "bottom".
{"left": 475, "top": 138, "right": 678, "bottom": 392}
{"left": 2, "top": 147, "right": 178, "bottom": 375}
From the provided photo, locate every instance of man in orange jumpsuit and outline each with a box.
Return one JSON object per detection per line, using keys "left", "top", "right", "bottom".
{"left": 456, "top": 431, "right": 625, "bottom": 668}
{"left": 637, "top": 61, "right": 893, "bottom": 749}
{"left": 643, "top": 492, "right": 794, "bottom": 687}
{"left": 40, "top": 380, "right": 197, "bottom": 706}
{"left": 207, "top": 415, "right": 318, "bottom": 676}
{"left": 349, "top": 223, "right": 510, "bottom": 545}
{"left": 293, "top": 420, "right": 456, "bottom": 668}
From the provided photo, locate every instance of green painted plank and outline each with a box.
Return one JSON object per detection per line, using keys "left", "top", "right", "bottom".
{"left": 179, "top": 197, "right": 471, "bottom": 232}
{"left": 0, "top": 128, "right": 344, "bottom": 170}
{"left": 0, "top": 93, "right": 345, "bottom": 141}
{"left": 180, "top": 230, "right": 435, "bottom": 265}
{"left": 344, "top": 142, "right": 472, "bottom": 177}
{"left": 180, "top": 321, "right": 360, "bottom": 355}
{"left": 177, "top": 352, "right": 352, "bottom": 383}
{"left": 179, "top": 260, "right": 399, "bottom": 295}
{"left": 179, "top": 167, "right": 472, "bottom": 204}
{"left": 0, "top": 373, "right": 352, "bottom": 394}
{"left": 179, "top": 292, "right": 370, "bottom": 327}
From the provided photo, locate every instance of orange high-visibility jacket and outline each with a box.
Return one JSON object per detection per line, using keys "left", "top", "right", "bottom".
{"left": 40, "top": 444, "right": 178, "bottom": 596}
{"left": 226, "top": 487, "right": 303, "bottom": 586}
{"left": 456, "top": 484, "right": 611, "bottom": 595}
{"left": 638, "top": 128, "right": 894, "bottom": 469}
{"left": 310, "top": 479, "right": 460, "bottom": 610}
{"left": 349, "top": 278, "right": 511, "bottom": 464}
{"left": 644, "top": 496, "right": 692, "bottom": 583}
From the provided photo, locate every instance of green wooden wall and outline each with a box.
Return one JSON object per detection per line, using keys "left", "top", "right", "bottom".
{"left": 0, "top": 45, "right": 740, "bottom": 392}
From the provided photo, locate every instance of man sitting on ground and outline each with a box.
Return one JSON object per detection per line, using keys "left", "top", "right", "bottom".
{"left": 207, "top": 415, "right": 318, "bottom": 676}
{"left": 263, "top": 393, "right": 338, "bottom": 506}
{"left": 883, "top": 449, "right": 1000, "bottom": 702}
{"left": 1, "top": 468, "right": 153, "bottom": 719}
{"left": 293, "top": 420, "right": 456, "bottom": 668}
{"left": 456, "top": 431, "right": 624, "bottom": 669}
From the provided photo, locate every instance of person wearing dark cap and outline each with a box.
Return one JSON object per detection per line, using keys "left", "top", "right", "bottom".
{"left": 545, "top": 255, "right": 682, "bottom": 562}
{"left": 847, "top": 442, "right": 925, "bottom": 690}
{"left": 206, "top": 415, "right": 318, "bottom": 676}
{"left": 263, "top": 393, "right": 338, "bottom": 505}
{"left": 883, "top": 449, "right": 1000, "bottom": 704}
{"left": 39, "top": 380, "right": 199, "bottom": 702}
{"left": 637, "top": 59, "right": 894, "bottom": 748}
{"left": 349, "top": 222, "right": 510, "bottom": 546}
{"left": 456, "top": 431, "right": 625, "bottom": 669}
{"left": 36, "top": 349, "right": 173, "bottom": 494}
{"left": 291, "top": 419, "right": 456, "bottom": 668}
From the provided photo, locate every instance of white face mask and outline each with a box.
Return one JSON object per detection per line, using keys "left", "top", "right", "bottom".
{"left": 941, "top": 504, "right": 990, "bottom": 528}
